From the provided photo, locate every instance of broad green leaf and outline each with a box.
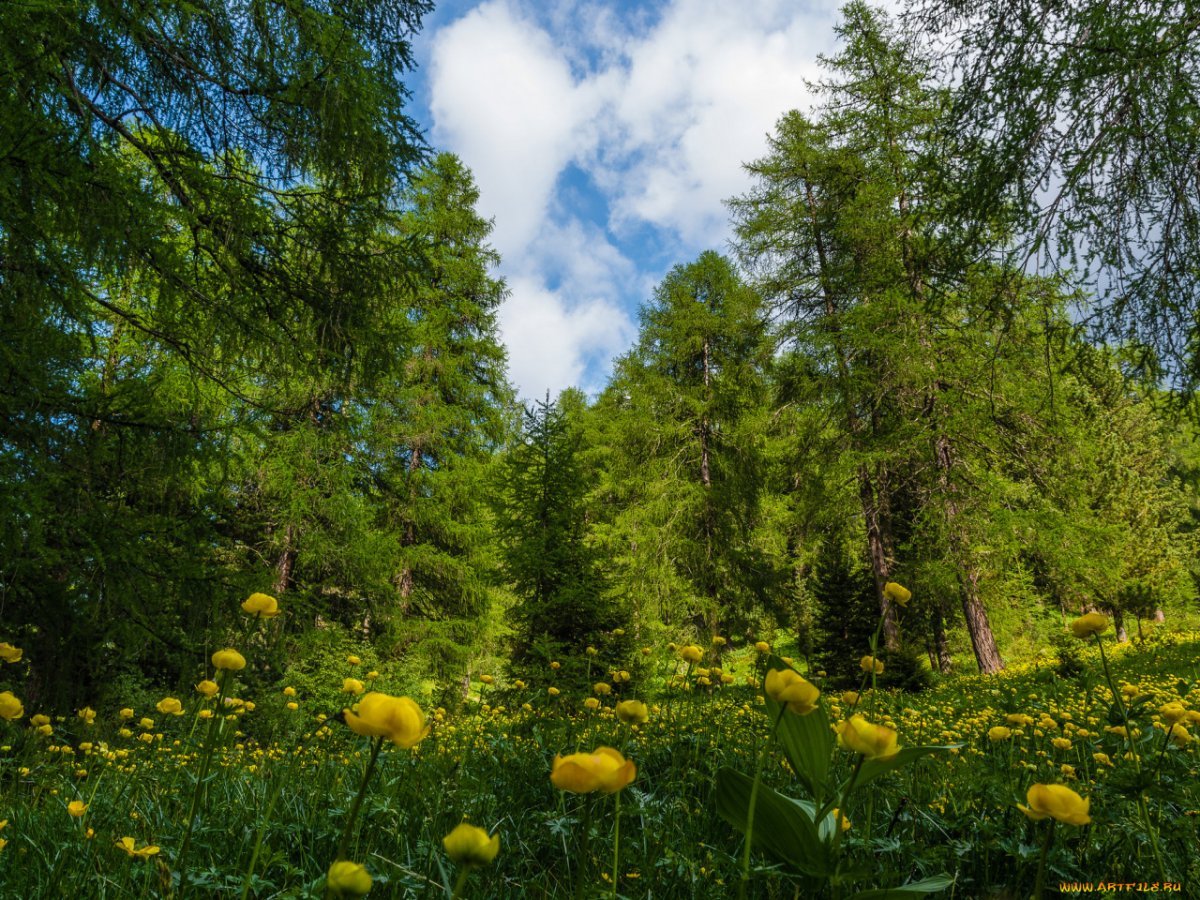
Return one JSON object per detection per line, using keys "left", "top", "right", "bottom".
{"left": 714, "top": 767, "right": 834, "bottom": 877}
{"left": 853, "top": 745, "right": 960, "bottom": 791}
{"left": 764, "top": 655, "right": 833, "bottom": 803}
{"left": 849, "top": 874, "right": 956, "bottom": 898}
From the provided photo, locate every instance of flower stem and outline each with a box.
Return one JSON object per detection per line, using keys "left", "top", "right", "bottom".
{"left": 335, "top": 736, "right": 384, "bottom": 861}
{"left": 739, "top": 705, "right": 786, "bottom": 900}
{"left": 177, "top": 668, "right": 232, "bottom": 897}
{"left": 611, "top": 790, "right": 621, "bottom": 899}
{"left": 1033, "top": 820, "right": 1054, "bottom": 900}
{"left": 450, "top": 869, "right": 470, "bottom": 900}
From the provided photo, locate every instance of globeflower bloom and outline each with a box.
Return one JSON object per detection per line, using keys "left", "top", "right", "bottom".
{"left": 342, "top": 678, "right": 365, "bottom": 696}
{"left": 883, "top": 582, "right": 912, "bottom": 607}
{"left": 754, "top": 641, "right": 771, "bottom": 654}
{"left": 77, "top": 707, "right": 96, "bottom": 725}
{"left": 212, "top": 649, "right": 246, "bottom": 671}
{"left": 156, "top": 698, "right": 184, "bottom": 716}
{"left": 1017, "top": 784, "right": 1091, "bottom": 825}
{"left": 0, "top": 643, "right": 22, "bottom": 664}
{"left": 615, "top": 700, "right": 649, "bottom": 724}
{"left": 68, "top": 801, "right": 87, "bottom": 818}
{"left": 988, "top": 726, "right": 1012, "bottom": 742}
{"left": 195, "top": 680, "right": 219, "bottom": 698}
{"left": 1069, "top": 613, "right": 1109, "bottom": 639}
{"left": 860, "top": 655, "right": 885, "bottom": 675}
{"left": 837, "top": 715, "right": 900, "bottom": 760}
{"left": 0, "top": 692, "right": 23, "bottom": 720}
{"left": 593, "top": 682, "right": 612, "bottom": 696}
{"left": 442, "top": 822, "right": 500, "bottom": 867}
{"left": 551, "top": 747, "right": 636, "bottom": 794}
{"left": 326, "top": 860, "right": 372, "bottom": 898}
{"left": 343, "top": 693, "right": 429, "bottom": 749}
{"left": 764, "top": 668, "right": 820, "bottom": 715}
{"left": 241, "top": 592, "right": 280, "bottom": 618}
{"left": 679, "top": 645, "right": 704, "bottom": 664}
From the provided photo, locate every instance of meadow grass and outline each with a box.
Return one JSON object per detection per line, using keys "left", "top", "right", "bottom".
{"left": 1, "top": 623, "right": 1198, "bottom": 898}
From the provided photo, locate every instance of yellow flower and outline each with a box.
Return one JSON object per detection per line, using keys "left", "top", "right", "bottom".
{"left": 883, "top": 582, "right": 912, "bottom": 607}
{"left": 479, "top": 675, "right": 494, "bottom": 685}
{"left": 1017, "top": 784, "right": 1091, "bottom": 825}
{"left": 1069, "top": 613, "right": 1109, "bottom": 639}
{"left": 616, "top": 700, "right": 649, "bottom": 724}
{"left": 841, "top": 691, "right": 860, "bottom": 707}
{"left": 830, "top": 808, "right": 852, "bottom": 832}
{"left": 612, "top": 628, "right": 625, "bottom": 636}
{"left": 0, "top": 692, "right": 24, "bottom": 720}
{"left": 212, "top": 649, "right": 246, "bottom": 671}
{"left": 119, "top": 708, "right": 134, "bottom": 720}
{"left": 1093, "top": 752, "right": 1113, "bottom": 767}
{"left": 0, "top": 643, "right": 22, "bottom": 664}
{"left": 77, "top": 707, "right": 96, "bottom": 725}
{"left": 1051, "top": 737, "right": 1072, "bottom": 751}
{"left": 342, "top": 678, "right": 365, "bottom": 695}
{"left": 764, "top": 668, "right": 820, "bottom": 716}
{"left": 195, "top": 681, "right": 219, "bottom": 698}
{"left": 366, "top": 670, "right": 379, "bottom": 680}
{"left": 68, "top": 800, "right": 87, "bottom": 817}
{"left": 837, "top": 715, "right": 900, "bottom": 760}
{"left": 138, "top": 717, "right": 155, "bottom": 730}
{"left": 283, "top": 686, "right": 297, "bottom": 697}
{"left": 347, "top": 655, "right": 361, "bottom": 666}
{"left": 1167, "top": 723, "right": 1192, "bottom": 747}
{"left": 988, "top": 726, "right": 1012, "bottom": 742}
{"left": 640, "top": 647, "right": 652, "bottom": 656}
{"left": 514, "top": 680, "right": 526, "bottom": 690}
{"left": 343, "top": 693, "right": 429, "bottom": 749}
{"left": 287, "top": 702, "right": 299, "bottom": 711}
{"left": 1160, "top": 702, "right": 1188, "bottom": 725}
{"left": 586, "top": 646, "right": 598, "bottom": 657}
{"left": 1006, "top": 713, "right": 1034, "bottom": 726}
{"left": 550, "top": 661, "right": 561, "bottom": 670}
{"left": 584, "top": 697, "right": 601, "bottom": 711}
{"left": 712, "top": 636, "right": 727, "bottom": 647}
{"left": 241, "top": 592, "right": 280, "bottom": 618}
{"left": 593, "top": 682, "right": 612, "bottom": 696}
{"left": 680, "top": 645, "right": 704, "bottom": 664}
{"left": 116, "top": 836, "right": 161, "bottom": 859}
{"left": 327, "top": 860, "right": 372, "bottom": 898}
{"left": 551, "top": 747, "right": 636, "bottom": 794}
{"left": 860, "top": 655, "right": 885, "bottom": 675}
{"left": 38, "top": 724, "right": 53, "bottom": 736}
{"left": 156, "top": 698, "right": 184, "bottom": 716}
{"left": 548, "top": 687, "right": 560, "bottom": 697}
{"left": 754, "top": 641, "right": 771, "bottom": 654}
{"left": 442, "top": 822, "right": 500, "bottom": 867}
{"left": 31, "top": 713, "right": 50, "bottom": 727}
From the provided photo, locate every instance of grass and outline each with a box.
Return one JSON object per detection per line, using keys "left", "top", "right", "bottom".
{"left": 1, "top": 624, "right": 1198, "bottom": 897}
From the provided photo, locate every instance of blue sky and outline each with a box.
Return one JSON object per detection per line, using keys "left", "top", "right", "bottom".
{"left": 404, "top": 0, "right": 848, "bottom": 400}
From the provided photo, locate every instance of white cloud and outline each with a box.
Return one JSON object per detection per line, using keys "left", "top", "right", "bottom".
{"left": 426, "top": 0, "right": 848, "bottom": 398}
{"left": 499, "top": 275, "right": 636, "bottom": 400}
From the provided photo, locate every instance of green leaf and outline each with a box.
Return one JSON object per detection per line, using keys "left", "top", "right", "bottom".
{"left": 854, "top": 746, "right": 960, "bottom": 790}
{"left": 764, "top": 655, "right": 834, "bottom": 803}
{"left": 849, "top": 874, "right": 956, "bottom": 898}
{"left": 714, "top": 767, "right": 834, "bottom": 877}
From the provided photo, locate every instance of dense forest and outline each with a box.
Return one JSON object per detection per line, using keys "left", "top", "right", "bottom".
{"left": 3, "top": 0, "right": 1198, "bottom": 711}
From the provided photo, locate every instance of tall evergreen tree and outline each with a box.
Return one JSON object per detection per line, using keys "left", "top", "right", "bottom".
{"left": 496, "top": 393, "right": 619, "bottom": 685}
{"left": 595, "top": 252, "right": 777, "bottom": 640}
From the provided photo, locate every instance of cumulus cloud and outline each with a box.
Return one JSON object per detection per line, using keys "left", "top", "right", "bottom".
{"left": 425, "top": 0, "right": 846, "bottom": 398}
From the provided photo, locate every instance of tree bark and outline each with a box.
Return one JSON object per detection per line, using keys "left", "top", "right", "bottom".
{"left": 273, "top": 524, "right": 295, "bottom": 596}
{"left": 930, "top": 598, "right": 953, "bottom": 674}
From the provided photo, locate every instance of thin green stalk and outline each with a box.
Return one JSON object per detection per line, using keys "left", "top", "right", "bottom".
{"left": 611, "top": 790, "right": 621, "bottom": 899}
{"left": 449, "top": 869, "right": 470, "bottom": 900}
{"left": 178, "top": 668, "right": 232, "bottom": 897}
{"left": 1033, "top": 820, "right": 1054, "bottom": 900}
{"left": 576, "top": 797, "right": 593, "bottom": 900}
{"left": 739, "top": 705, "right": 787, "bottom": 900}
{"left": 335, "top": 736, "right": 385, "bottom": 862}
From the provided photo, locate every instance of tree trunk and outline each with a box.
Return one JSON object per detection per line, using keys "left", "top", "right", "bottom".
{"left": 859, "top": 466, "right": 901, "bottom": 651}
{"left": 273, "top": 524, "right": 295, "bottom": 596}
{"left": 1113, "top": 609, "right": 1128, "bottom": 643}
{"left": 1153, "top": 608, "right": 1165, "bottom": 623}
{"left": 930, "top": 599, "right": 953, "bottom": 674}
{"left": 935, "top": 434, "right": 1004, "bottom": 673}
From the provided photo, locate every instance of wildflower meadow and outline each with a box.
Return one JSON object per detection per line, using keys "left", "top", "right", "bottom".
{"left": 2, "top": 591, "right": 1198, "bottom": 897}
